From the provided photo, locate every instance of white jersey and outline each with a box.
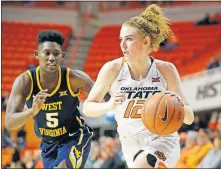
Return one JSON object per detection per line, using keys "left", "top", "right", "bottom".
{"left": 109, "top": 58, "right": 179, "bottom": 140}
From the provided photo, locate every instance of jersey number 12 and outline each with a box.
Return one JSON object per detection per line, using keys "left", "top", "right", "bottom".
{"left": 124, "top": 100, "right": 145, "bottom": 118}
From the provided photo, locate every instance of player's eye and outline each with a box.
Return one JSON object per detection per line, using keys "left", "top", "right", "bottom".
{"left": 53, "top": 52, "right": 60, "bottom": 57}
{"left": 44, "top": 51, "right": 50, "bottom": 56}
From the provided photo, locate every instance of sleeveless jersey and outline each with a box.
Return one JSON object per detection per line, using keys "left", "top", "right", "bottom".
{"left": 109, "top": 57, "right": 179, "bottom": 140}
{"left": 26, "top": 66, "right": 86, "bottom": 142}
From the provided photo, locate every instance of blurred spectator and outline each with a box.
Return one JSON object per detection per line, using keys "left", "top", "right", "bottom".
{"left": 22, "top": 151, "right": 35, "bottom": 168}
{"left": 86, "top": 136, "right": 126, "bottom": 168}
{"left": 93, "top": 144, "right": 108, "bottom": 168}
{"left": 212, "top": 12, "right": 221, "bottom": 24}
{"left": 2, "top": 128, "right": 13, "bottom": 148}
{"left": 176, "top": 131, "right": 198, "bottom": 168}
{"left": 33, "top": 150, "right": 44, "bottom": 168}
{"left": 85, "top": 141, "right": 100, "bottom": 167}
{"left": 1, "top": 92, "right": 9, "bottom": 111}
{"left": 101, "top": 138, "right": 125, "bottom": 168}
{"left": 207, "top": 57, "right": 220, "bottom": 70}
{"left": 195, "top": 12, "right": 219, "bottom": 26}
{"left": 16, "top": 126, "right": 27, "bottom": 150}
{"left": 160, "top": 35, "right": 179, "bottom": 52}
{"left": 190, "top": 115, "right": 204, "bottom": 131}
{"left": 208, "top": 111, "right": 219, "bottom": 131}
{"left": 179, "top": 115, "right": 208, "bottom": 133}
{"left": 185, "top": 129, "right": 213, "bottom": 168}
{"left": 10, "top": 143, "right": 26, "bottom": 169}
{"left": 196, "top": 13, "right": 210, "bottom": 26}
{"left": 197, "top": 135, "right": 221, "bottom": 168}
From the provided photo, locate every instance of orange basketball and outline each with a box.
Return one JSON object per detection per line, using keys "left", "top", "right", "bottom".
{"left": 141, "top": 92, "right": 184, "bottom": 136}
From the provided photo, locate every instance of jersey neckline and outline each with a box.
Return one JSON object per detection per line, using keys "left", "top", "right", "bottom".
{"left": 125, "top": 56, "right": 155, "bottom": 83}
{"left": 36, "top": 66, "right": 61, "bottom": 97}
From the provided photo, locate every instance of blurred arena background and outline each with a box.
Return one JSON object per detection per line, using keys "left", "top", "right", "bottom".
{"left": 1, "top": 1, "right": 221, "bottom": 168}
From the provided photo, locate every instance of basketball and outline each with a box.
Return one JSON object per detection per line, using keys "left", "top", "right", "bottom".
{"left": 141, "top": 92, "right": 185, "bottom": 136}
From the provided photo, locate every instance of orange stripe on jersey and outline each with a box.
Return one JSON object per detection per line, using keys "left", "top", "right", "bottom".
{"left": 158, "top": 162, "right": 167, "bottom": 168}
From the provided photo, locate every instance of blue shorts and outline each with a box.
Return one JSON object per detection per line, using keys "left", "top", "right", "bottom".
{"left": 40, "top": 126, "right": 93, "bottom": 168}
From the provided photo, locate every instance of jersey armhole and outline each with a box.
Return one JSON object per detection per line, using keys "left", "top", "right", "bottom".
{"left": 66, "top": 68, "right": 80, "bottom": 97}
{"left": 155, "top": 62, "right": 168, "bottom": 90}
{"left": 26, "top": 70, "right": 33, "bottom": 100}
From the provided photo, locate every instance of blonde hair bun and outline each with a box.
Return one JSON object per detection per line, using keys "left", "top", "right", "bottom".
{"left": 144, "top": 4, "right": 163, "bottom": 16}
{"left": 123, "top": 4, "right": 174, "bottom": 52}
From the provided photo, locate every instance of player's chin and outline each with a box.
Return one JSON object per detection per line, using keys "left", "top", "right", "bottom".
{"left": 46, "top": 65, "right": 58, "bottom": 72}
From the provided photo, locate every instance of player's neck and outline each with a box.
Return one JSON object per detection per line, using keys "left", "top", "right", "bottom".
{"left": 127, "top": 57, "right": 151, "bottom": 81}
{"left": 39, "top": 67, "right": 59, "bottom": 83}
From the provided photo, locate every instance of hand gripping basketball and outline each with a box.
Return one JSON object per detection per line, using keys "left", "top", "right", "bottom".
{"left": 158, "top": 86, "right": 184, "bottom": 106}
{"left": 141, "top": 89, "right": 185, "bottom": 136}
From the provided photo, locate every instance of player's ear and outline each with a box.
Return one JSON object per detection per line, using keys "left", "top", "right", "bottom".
{"left": 143, "top": 36, "right": 150, "bottom": 46}
{"left": 34, "top": 50, "right": 39, "bottom": 59}
{"left": 61, "top": 52, "right": 65, "bottom": 59}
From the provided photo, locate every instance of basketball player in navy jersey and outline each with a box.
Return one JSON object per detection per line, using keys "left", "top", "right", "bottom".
{"left": 5, "top": 30, "right": 95, "bottom": 168}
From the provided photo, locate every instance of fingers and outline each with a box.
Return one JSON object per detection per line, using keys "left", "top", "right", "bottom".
{"left": 166, "top": 91, "right": 176, "bottom": 96}
{"left": 165, "top": 91, "right": 184, "bottom": 106}
{"left": 176, "top": 95, "right": 185, "bottom": 106}
{"left": 113, "top": 91, "right": 126, "bottom": 105}
{"left": 158, "top": 88, "right": 184, "bottom": 106}
{"left": 33, "top": 89, "right": 49, "bottom": 104}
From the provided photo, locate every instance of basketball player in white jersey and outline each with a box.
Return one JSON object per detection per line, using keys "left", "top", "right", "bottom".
{"left": 83, "top": 4, "right": 194, "bottom": 168}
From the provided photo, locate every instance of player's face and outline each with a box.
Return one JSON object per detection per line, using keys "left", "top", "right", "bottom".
{"left": 35, "top": 42, "right": 64, "bottom": 73}
{"left": 119, "top": 25, "right": 148, "bottom": 59}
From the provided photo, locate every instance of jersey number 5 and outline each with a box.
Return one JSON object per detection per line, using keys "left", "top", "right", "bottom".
{"left": 124, "top": 100, "right": 145, "bottom": 118}
{"left": 46, "top": 113, "right": 59, "bottom": 128}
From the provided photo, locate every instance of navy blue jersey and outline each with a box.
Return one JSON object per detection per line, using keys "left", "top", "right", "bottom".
{"left": 26, "top": 66, "right": 87, "bottom": 142}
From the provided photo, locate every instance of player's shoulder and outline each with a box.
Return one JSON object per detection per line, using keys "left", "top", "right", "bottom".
{"left": 102, "top": 57, "right": 124, "bottom": 74}
{"left": 12, "top": 71, "right": 32, "bottom": 94}
{"left": 16, "top": 71, "right": 32, "bottom": 84}
{"left": 68, "top": 69, "right": 90, "bottom": 80}
{"left": 154, "top": 58, "right": 176, "bottom": 73}
{"left": 154, "top": 58, "right": 180, "bottom": 82}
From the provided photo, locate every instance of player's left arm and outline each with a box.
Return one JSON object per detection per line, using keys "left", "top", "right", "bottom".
{"left": 159, "top": 62, "right": 194, "bottom": 125}
{"left": 69, "top": 70, "right": 94, "bottom": 95}
{"left": 69, "top": 70, "right": 110, "bottom": 101}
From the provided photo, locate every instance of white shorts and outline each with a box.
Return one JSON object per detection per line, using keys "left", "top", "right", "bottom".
{"left": 119, "top": 130, "right": 180, "bottom": 168}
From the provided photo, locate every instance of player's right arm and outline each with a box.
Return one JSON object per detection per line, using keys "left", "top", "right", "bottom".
{"left": 83, "top": 59, "right": 125, "bottom": 117}
{"left": 5, "top": 72, "right": 48, "bottom": 131}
